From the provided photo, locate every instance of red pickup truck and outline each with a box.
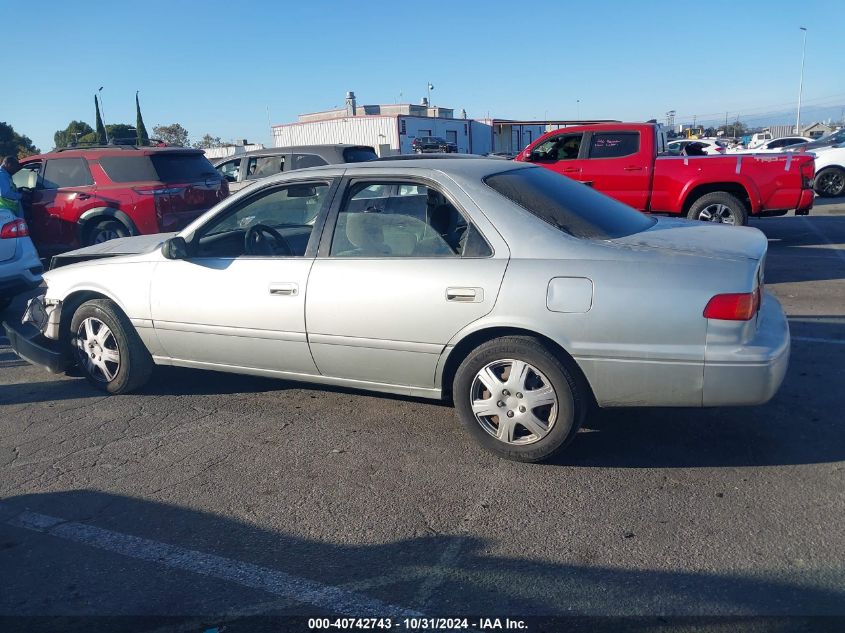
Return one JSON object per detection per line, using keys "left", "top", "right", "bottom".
{"left": 515, "top": 123, "right": 815, "bottom": 225}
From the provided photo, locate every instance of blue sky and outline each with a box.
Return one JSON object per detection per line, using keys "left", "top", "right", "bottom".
{"left": 9, "top": 0, "right": 845, "bottom": 151}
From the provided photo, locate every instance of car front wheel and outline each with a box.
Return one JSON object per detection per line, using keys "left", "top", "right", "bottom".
{"left": 70, "top": 298, "right": 153, "bottom": 394}
{"left": 814, "top": 167, "right": 845, "bottom": 198}
{"left": 453, "top": 336, "right": 585, "bottom": 462}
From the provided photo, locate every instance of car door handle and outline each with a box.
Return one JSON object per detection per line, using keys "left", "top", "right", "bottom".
{"left": 561, "top": 168, "right": 581, "bottom": 173}
{"left": 446, "top": 287, "right": 483, "bottom": 302}
{"left": 623, "top": 166, "right": 643, "bottom": 171}
{"left": 269, "top": 282, "right": 298, "bottom": 296}
{"left": 76, "top": 192, "right": 92, "bottom": 200}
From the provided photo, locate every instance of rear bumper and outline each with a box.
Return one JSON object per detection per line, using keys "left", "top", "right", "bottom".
{"left": 3, "top": 319, "right": 68, "bottom": 374}
{"left": 702, "top": 293, "right": 790, "bottom": 406}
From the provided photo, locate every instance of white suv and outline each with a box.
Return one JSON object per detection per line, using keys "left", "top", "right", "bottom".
{"left": 0, "top": 210, "right": 42, "bottom": 311}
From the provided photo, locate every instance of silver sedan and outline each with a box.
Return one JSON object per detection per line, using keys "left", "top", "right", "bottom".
{"left": 5, "top": 158, "right": 789, "bottom": 462}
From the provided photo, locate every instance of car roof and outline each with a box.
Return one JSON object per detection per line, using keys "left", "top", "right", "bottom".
{"left": 26, "top": 146, "right": 204, "bottom": 160}
{"left": 274, "top": 156, "right": 530, "bottom": 180}
{"left": 234, "top": 144, "right": 371, "bottom": 158}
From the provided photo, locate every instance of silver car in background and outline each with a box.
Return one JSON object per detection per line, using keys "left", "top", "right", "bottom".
{"left": 4, "top": 158, "right": 789, "bottom": 462}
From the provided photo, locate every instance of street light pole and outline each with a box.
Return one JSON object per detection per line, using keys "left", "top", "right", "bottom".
{"left": 796, "top": 27, "right": 808, "bottom": 135}
{"left": 576, "top": 99, "right": 580, "bottom": 120}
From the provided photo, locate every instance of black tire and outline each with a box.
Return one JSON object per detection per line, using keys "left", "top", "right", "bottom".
{"left": 453, "top": 336, "right": 585, "bottom": 462}
{"left": 85, "top": 219, "right": 129, "bottom": 246}
{"left": 814, "top": 166, "right": 845, "bottom": 198}
{"left": 686, "top": 191, "right": 748, "bottom": 226}
{"left": 69, "top": 298, "right": 153, "bottom": 394}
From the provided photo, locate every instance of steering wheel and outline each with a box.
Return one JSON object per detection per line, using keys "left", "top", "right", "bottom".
{"left": 244, "top": 224, "right": 294, "bottom": 256}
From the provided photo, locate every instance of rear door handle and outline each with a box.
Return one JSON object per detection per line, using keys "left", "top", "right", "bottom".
{"left": 446, "top": 287, "right": 483, "bottom": 302}
{"left": 561, "top": 168, "right": 581, "bottom": 173}
{"left": 76, "top": 192, "right": 92, "bottom": 200}
{"left": 269, "top": 282, "right": 298, "bottom": 296}
{"left": 623, "top": 166, "right": 643, "bottom": 171}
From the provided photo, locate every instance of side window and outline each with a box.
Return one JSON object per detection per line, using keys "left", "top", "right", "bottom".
{"left": 217, "top": 159, "right": 240, "bottom": 182}
{"left": 531, "top": 133, "right": 583, "bottom": 161}
{"left": 329, "top": 181, "right": 491, "bottom": 258}
{"left": 195, "top": 182, "right": 331, "bottom": 258}
{"left": 292, "top": 153, "right": 328, "bottom": 170}
{"left": 246, "top": 155, "right": 284, "bottom": 180}
{"left": 41, "top": 158, "right": 93, "bottom": 189}
{"left": 588, "top": 132, "right": 640, "bottom": 159}
{"left": 13, "top": 162, "right": 41, "bottom": 189}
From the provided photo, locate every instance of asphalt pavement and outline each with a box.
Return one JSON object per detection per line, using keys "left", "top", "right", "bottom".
{"left": 1, "top": 203, "right": 844, "bottom": 630}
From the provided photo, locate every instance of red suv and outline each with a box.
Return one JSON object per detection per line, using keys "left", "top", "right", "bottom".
{"left": 16, "top": 147, "right": 228, "bottom": 255}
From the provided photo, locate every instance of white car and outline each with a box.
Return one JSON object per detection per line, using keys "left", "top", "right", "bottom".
{"left": 736, "top": 137, "right": 813, "bottom": 153}
{"left": 0, "top": 210, "right": 42, "bottom": 311}
{"left": 666, "top": 139, "right": 726, "bottom": 156}
{"left": 813, "top": 145, "right": 845, "bottom": 197}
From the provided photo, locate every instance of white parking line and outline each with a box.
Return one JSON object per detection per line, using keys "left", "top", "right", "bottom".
{"left": 792, "top": 336, "right": 845, "bottom": 345}
{"left": 0, "top": 503, "right": 422, "bottom": 618}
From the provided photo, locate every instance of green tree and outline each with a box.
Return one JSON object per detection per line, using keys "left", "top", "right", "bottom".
{"left": 192, "top": 134, "right": 223, "bottom": 149}
{"left": 94, "top": 95, "right": 107, "bottom": 144}
{"left": 0, "top": 121, "right": 39, "bottom": 158}
{"left": 719, "top": 121, "right": 748, "bottom": 138}
{"left": 152, "top": 123, "right": 189, "bottom": 147}
{"left": 135, "top": 92, "right": 149, "bottom": 146}
{"left": 106, "top": 124, "right": 137, "bottom": 144}
{"left": 54, "top": 120, "right": 94, "bottom": 149}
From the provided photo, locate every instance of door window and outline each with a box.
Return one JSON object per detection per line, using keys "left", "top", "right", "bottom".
{"left": 194, "top": 182, "right": 331, "bottom": 258}
{"left": 292, "top": 153, "right": 328, "bottom": 169}
{"left": 246, "top": 155, "right": 285, "bottom": 180}
{"left": 587, "top": 132, "right": 640, "bottom": 159}
{"left": 13, "top": 162, "right": 41, "bottom": 188}
{"left": 217, "top": 158, "right": 241, "bottom": 182}
{"left": 41, "top": 158, "right": 93, "bottom": 189}
{"left": 531, "top": 133, "right": 583, "bottom": 161}
{"left": 329, "top": 181, "right": 491, "bottom": 258}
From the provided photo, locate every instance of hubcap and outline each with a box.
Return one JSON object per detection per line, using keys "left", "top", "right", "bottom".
{"left": 73, "top": 317, "right": 120, "bottom": 382}
{"left": 697, "top": 203, "right": 736, "bottom": 225}
{"left": 93, "top": 229, "right": 120, "bottom": 244}
{"left": 470, "top": 359, "right": 557, "bottom": 445}
{"left": 819, "top": 172, "right": 844, "bottom": 195}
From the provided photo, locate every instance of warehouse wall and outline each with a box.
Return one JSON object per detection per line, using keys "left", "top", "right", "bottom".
{"left": 273, "top": 117, "right": 399, "bottom": 156}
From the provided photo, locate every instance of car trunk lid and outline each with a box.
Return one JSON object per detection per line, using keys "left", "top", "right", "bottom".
{"left": 609, "top": 217, "right": 768, "bottom": 263}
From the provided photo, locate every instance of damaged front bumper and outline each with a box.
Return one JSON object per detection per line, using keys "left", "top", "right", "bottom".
{"left": 3, "top": 295, "right": 68, "bottom": 373}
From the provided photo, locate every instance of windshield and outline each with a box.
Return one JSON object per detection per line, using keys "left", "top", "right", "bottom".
{"left": 484, "top": 167, "right": 656, "bottom": 239}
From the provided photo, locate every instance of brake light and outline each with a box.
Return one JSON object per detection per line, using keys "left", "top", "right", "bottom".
{"left": 703, "top": 290, "right": 761, "bottom": 321}
{"left": 0, "top": 218, "right": 29, "bottom": 239}
{"left": 799, "top": 159, "right": 815, "bottom": 189}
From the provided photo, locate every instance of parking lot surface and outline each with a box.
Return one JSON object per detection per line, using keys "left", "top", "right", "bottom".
{"left": 1, "top": 203, "right": 844, "bottom": 627}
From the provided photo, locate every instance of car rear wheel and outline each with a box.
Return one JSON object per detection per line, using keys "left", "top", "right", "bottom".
{"left": 86, "top": 219, "right": 129, "bottom": 246}
{"left": 814, "top": 167, "right": 845, "bottom": 198}
{"left": 453, "top": 336, "right": 585, "bottom": 462}
{"left": 687, "top": 192, "right": 748, "bottom": 226}
{"left": 70, "top": 298, "right": 153, "bottom": 394}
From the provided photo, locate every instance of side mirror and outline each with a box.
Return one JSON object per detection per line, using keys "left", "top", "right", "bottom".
{"left": 522, "top": 151, "right": 535, "bottom": 162}
{"left": 161, "top": 236, "right": 189, "bottom": 260}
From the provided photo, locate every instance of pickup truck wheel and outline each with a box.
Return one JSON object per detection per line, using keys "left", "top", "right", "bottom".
{"left": 453, "top": 336, "right": 585, "bottom": 463}
{"left": 814, "top": 167, "right": 845, "bottom": 198}
{"left": 86, "top": 220, "right": 128, "bottom": 246}
{"left": 70, "top": 298, "right": 153, "bottom": 394}
{"left": 687, "top": 192, "right": 748, "bottom": 226}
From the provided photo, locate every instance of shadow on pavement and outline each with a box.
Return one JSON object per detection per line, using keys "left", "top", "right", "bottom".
{"left": 0, "top": 490, "right": 843, "bottom": 628}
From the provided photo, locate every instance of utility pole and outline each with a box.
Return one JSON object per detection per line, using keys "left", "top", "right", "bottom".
{"left": 98, "top": 86, "right": 109, "bottom": 143}
{"left": 796, "top": 27, "right": 808, "bottom": 134}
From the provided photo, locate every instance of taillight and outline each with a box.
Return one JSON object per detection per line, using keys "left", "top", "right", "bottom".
{"left": 703, "top": 289, "right": 761, "bottom": 321}
{"left": 799, "top": 159, "right": 815, "bottom": 189}
{"left": 716, "top": 147, "right": 725, "bottom": 153}
{"left": 0, "top": 218, "right": 29, "bottom": 239}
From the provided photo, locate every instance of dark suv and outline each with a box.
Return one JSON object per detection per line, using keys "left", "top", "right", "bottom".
{"left": 214, "top": 144, "right": 377, "bottom": 193}
{"left": 411, "top": 136, "right": 458, "bottom": 153}
{"left": 15, "top": 147, "right": 228, "bottom": 256}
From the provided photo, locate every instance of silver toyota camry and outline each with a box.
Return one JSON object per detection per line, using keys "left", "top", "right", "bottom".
{"left": 5, "top": 158, "right": 789, "bottom": 462}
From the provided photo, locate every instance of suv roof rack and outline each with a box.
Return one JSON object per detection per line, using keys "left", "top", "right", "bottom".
{"left": 55, "top": 138, "right": 170, "bottom": 152}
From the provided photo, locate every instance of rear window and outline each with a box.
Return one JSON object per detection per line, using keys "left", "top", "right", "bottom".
{"left": 343, "top": 146, "right": 378, "bottom": 163}
{"left": 484, "top": 167, "right": 655, "bottom": 240}
{"left": 99, "top": 153, "right": 217, "bottom": 183}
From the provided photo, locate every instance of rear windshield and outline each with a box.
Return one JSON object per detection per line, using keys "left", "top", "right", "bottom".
{"left": 343, "top": 146, "right": 378, "bottom": 163}
{"left": 99, "top": 153, "right": 218, "bottom": 183}
{"left": 484, "top": 167, "right": 656, "bottom": 239}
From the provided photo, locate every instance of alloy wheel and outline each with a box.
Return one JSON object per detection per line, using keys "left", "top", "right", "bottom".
{"left": 817, "top": 171, "right": 845, "bottom": 196}
{"left": 697, "top": 203, "right": 736, "bottom": 224}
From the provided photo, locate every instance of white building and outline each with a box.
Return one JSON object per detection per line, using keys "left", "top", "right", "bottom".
{"left": 272, "top": 92, "right": 603, "bottom": 157}
{"left": 202, "top": 140, "right": 265, "bottom": 160}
